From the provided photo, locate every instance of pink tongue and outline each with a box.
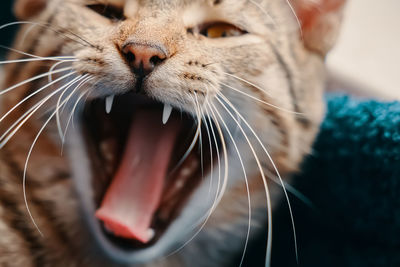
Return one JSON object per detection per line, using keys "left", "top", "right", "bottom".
{"left": 95, "top": 110, "right": 179, "bottom": 243}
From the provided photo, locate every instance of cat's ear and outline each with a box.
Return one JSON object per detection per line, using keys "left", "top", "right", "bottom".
{"left": 292, "top": 0, "right": 346, "bottom": 55}
{"left": 14, "top": 0, "right": 47, "bottom": 20}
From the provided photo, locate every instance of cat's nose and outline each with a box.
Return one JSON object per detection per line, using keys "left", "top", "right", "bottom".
{"left": 122, "top": 43, "right": 167, "bottom": 76}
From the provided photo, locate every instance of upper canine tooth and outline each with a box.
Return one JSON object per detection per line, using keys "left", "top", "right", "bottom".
{"left": 162, "top": 104, "right": 173, "bottom": 124}
{"left": 105, "top": 95, "right": 115, "bottom": 114}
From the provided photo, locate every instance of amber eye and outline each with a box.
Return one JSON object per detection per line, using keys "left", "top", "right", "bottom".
{"left": 87, "top": 4, "right": 125, "bottom": 21}
{"left": 200, "top": 22, "right": 247, "bottom": 38}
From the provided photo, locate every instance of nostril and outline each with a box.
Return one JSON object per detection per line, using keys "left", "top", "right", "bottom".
{"left": 150, "top": 55, "right": 164, "bottom": 66}
{"left": 126, "top": 51, "right": 135, "bottom": 63}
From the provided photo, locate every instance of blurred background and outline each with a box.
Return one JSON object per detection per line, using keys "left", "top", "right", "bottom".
{"left": 0, "top": 1, "right": 15, "bottom": 56}
{"left": 327, "top": 0, "right": 400, "bottom": 100}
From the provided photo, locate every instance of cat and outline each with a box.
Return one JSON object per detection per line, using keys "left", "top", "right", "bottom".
{"left": 0, "top": 0, "right": 345, "bottom": 266}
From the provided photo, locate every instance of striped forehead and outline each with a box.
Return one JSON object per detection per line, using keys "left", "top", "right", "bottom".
{"left": 84, "top": 0, "right": 248, "bottom": 8}
{"left": 80, "top": 0, "right": 270, "bottom": 28}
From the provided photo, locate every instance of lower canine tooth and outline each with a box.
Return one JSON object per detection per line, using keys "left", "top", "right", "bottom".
{"left": 162, "top": 104, "right": 173, "bottom": 124}
{"left": 147, "top": 228, "right": 156, "bottom": 240}
{"left": 105, "top": 95, "right": 115, "bottom": 114}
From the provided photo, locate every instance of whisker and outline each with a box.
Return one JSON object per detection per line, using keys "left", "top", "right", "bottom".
{"left": 213, "top": 94, "right": 274, "bottom": 267}
{"left": 222, "top": 72, "right": 272, "bottom": 97}
{"left": 0, "top": 66, "right": 73, "bottom": 96}
{"left": 61, "top": 77, "right": 94, "bottom": 153}
{"left": 220, "top": 81, "right": 303, "bottom": 116}
{"left": 204, "top": 101, "right": 229, "bottom": 213}
{"left": 201, "top": 107, "right": 214, "bottom": 197}
{"left": 61, "top": 89, "right": 90, "bottom": 150}
{"left": 217, "top": 92, "right": 301, "bottom": 265}
{"left": 0, "top": 72, "right": 80, "bottom": 148}
{"left": 208, "top": 102, "right": 252, "bottom": 267}
{"left": 22, "top": 81, "right": 83, "bottom": 236}
{"left": 62, "top": 78, "right": 93, "bottom": 138}
{"left": 168, "top": 101, "right": 245, "bottom": 260}
{"left": 168, "top": 95, "right": 202, "bottom": 175}
{"left": 20, "top": 24, "right": 37, "bottom": 46}
{"left": 48, "top": 61, "right": 74, "bottom": 83}
{"left": 55, "top": 74, "right": 89, "bottom": 141}
{"left": 0, "top": 71, "right": 76, "bottom": 125}
{"left": 0, "top": 57, "right": 77, "bottom": 65}
{"left": 267, "top": 171, "right": 314, "bottom": 208}
{"left": 164, "top": 100, "right": 228, "bottom": 258}
{"left": 193, "top": 93, "right": 205, "bottom": 178}
{"left": 286, "top": 0, "right": 304, "bottom": 39}
{"left": 187, "top": 102, "right": 224, "bottom": 229}
{"left": 205, "top": 105, "right": 222, "bottom": 209}
{"left": 0, "top": 21, "right": 97, "bottom": 49}
{"left": 0, "top": 45, "right": 76, "bottom": 60}
{"left": 248, "top": 0, "right": 276, "bottom": 28}
{"left": 189, "top": 103, "right": 223, "bottom": 227}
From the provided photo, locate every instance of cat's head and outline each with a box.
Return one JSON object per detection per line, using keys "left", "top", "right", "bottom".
{"left": 3, "top": 0, "right": 345, "bottom": 265}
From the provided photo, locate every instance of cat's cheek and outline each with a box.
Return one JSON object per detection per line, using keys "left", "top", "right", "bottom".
{"left": 144, "top": 78, "right": 186, "bottom": 108}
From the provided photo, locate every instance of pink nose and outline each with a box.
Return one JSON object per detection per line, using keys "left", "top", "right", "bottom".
{"left": 122, "top": 43, "right": 167, "bottom": 76}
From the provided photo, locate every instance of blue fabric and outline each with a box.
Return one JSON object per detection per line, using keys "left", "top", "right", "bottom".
{"left": 244, "top": 95, "right": 400, "bottom": 267}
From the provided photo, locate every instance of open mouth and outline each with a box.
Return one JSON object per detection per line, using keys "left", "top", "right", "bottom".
{"left": 80, "top": 92, "right": 218, "bottom": 251}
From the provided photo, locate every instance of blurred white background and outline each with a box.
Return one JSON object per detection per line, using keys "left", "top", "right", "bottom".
{"left": 327, "top": 0, "right": 400, "bottom": 100}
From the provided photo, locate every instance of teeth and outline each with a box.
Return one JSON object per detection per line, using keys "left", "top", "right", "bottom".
{"left": 105, "top": 95, "right": 115, "bottom": 114}
{"left": 147, "top": 228, "right": 155, "bottom": 241}
{"left": 162, "top": 104, "right": 173, "bottom": 124}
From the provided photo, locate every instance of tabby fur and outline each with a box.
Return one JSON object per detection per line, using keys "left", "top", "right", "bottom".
{"left": 0, "top": 0, "right": 345, "bottom": 266}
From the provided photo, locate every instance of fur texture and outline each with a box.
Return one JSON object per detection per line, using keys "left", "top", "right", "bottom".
{"left": 0, "top": 0, "right": 345, "bottom": 266}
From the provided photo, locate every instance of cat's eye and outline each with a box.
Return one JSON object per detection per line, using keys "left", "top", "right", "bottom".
{"left": 87, "top": 4, "right": 125, "bottom": 21}
{"left": 199, "top": 22, "right": 247, "bottom": 38}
